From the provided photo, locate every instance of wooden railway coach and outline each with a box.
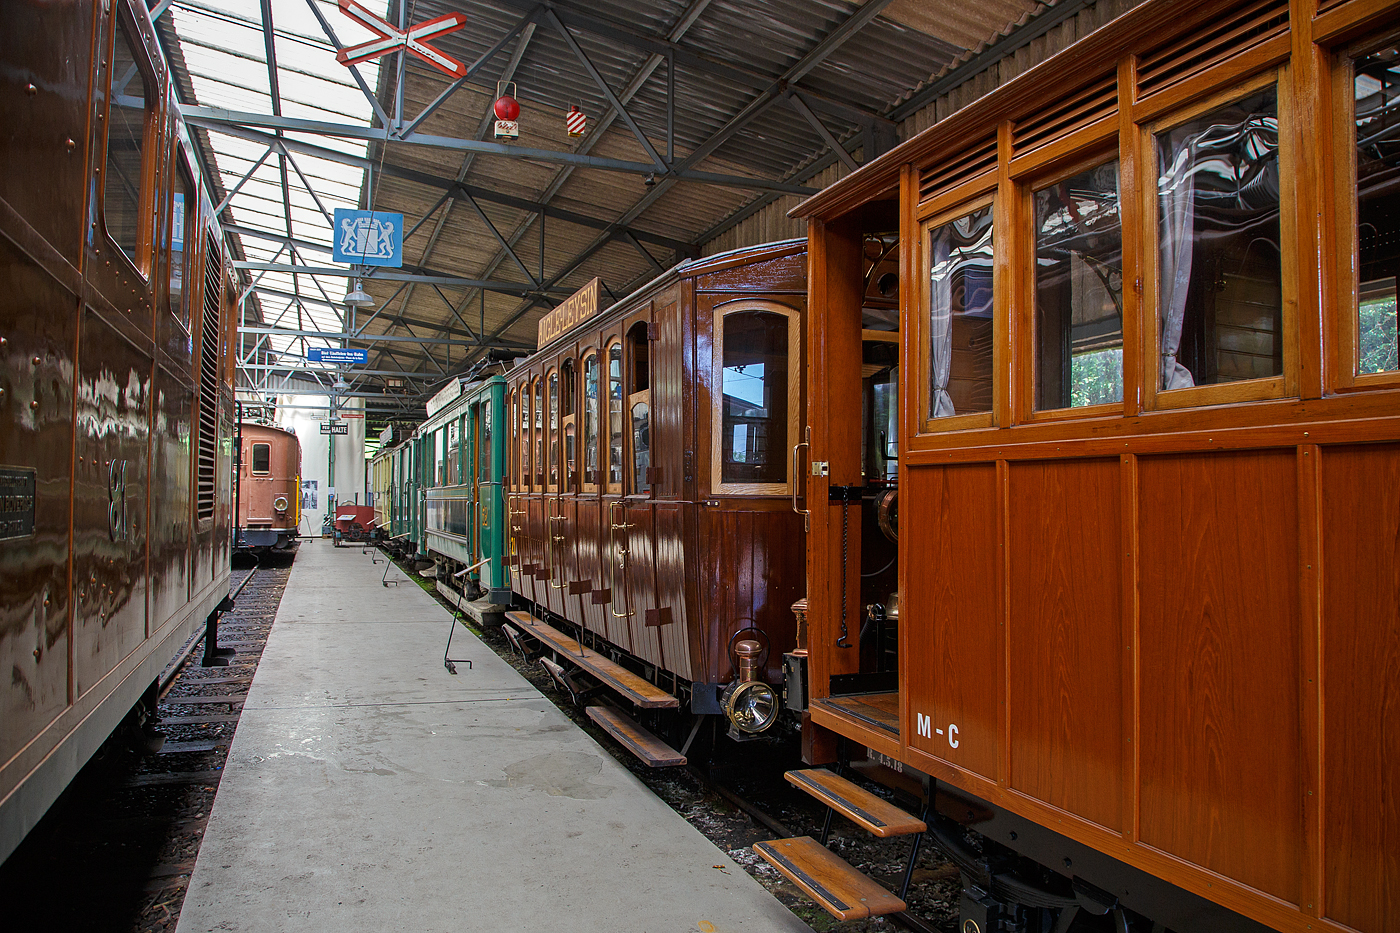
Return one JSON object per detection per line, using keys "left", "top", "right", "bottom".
{"left": 235, "top": 422, "right": 300, "bottom": 554}
{"left": 769, "top": 0, "right": 1400, "bottom": 932}
{"left": 505, "top": 241, "right": 811, "bottom": 750}
{"left": 1, "top": 0, "right": 237, "bottom": 863}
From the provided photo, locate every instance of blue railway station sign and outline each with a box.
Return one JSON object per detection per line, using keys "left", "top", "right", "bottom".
{"left": 332, "top": 209, "right": 403, "bottom": 267}
{"left": 308, "top": 347, "right": 369, "bottom": 365}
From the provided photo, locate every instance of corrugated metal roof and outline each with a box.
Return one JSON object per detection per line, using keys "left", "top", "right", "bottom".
{"left": 153, "top": 0, "right": 1111, "bottom": 414}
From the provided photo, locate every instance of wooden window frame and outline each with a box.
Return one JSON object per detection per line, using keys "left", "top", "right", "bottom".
{"left": 1330, "top": 27, "right": 1400, "bottom": 392}
{"left": 606, "top": 339, "right": 624, "bottom": 495}
{"left": 1138, "top": 67, "right": 1300, "bottom": 412}
{"left": 521, "top": 379, "right": 533, "bottom": 492}
{"left": 547, "top": 366, "right": 560, "bottom": 493}
{"left": 625, "top": 321, "right": 652, "bottom": 499}
{"left": 102, "top": 8, "right": 160, "bottom": 279}
{"left": 581, "top": 351, "right": 601, "bottom": 493}
{"left": 709, "top": 299, "right": 802, "bottom": 497}
{"left": 532, "top": 376, "right": 544, "bottom": 488}
{"left": 1016, "top": 146, "right": 1129, "bottom": 425}
{"left": 917, "top": 190, "right": 1000, "bottom": 435}
{"left": 560, "top": 358, "right": 577, "bottom": 492}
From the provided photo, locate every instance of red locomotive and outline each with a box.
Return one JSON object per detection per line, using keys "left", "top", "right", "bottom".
{"left": 236, "top": 422, "right": 301, "bottom": 554}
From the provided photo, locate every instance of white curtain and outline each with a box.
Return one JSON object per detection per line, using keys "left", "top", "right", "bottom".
{"left": 929, "top": 227, "right": 956, "bottom": 417}
{"left": 1158, "top": 137, "right": 1197, "bottom": 391}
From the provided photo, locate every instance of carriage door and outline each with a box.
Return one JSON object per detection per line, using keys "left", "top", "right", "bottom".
{"left": 806, "top": 223, "right": 903, "bottom": 738}
{"left": 618, "top": 313, "right": 666, "bottom": 673}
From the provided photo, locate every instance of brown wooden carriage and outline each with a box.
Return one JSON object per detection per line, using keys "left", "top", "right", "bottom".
{"left": 782, "top": 0, "right": 1400, "bottom": 931}
{"left": 236, "top": 422, "right": 301, "bottom": 552}
{"left": 503, "top": 240, "right": 810, "bottom": 749}
{"left": 0, "top": 0, "right": 237, "bottom": 863}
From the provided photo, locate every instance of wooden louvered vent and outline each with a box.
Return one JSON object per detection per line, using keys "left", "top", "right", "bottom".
{"left": 1012, "top": 73, "right": 1117, "bottom": 158}
{"left": 1137, "top": 0, "right": 1289, "bottom": 99}
{"left": 919, "top": 134, "right": 997, "bottom": 203}
{"left": 196, "top": 233, "right": 222, "bottom": 524}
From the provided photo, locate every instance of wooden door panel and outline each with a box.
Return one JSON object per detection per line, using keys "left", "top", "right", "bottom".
{"left": 1320, "top": 444, "right": 1400, "bottom": 931}
{"left": 654, "top": 503, "right": 694, "bottom": 680}
{"left": 1137, "top": 450, "right": 1302, "bottom": 904}
{"left": 1007, "top": 459, "right": 1124, "bottom": 832}
{"left": 903, "top": 463, "right": 999, "bottom": 779}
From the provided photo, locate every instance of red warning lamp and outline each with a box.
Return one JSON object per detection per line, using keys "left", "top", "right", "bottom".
{"left": 566, "top": 105, "right": 586, "bottom": 137}
{"left": 493, "top": 81, "right": 520, "bottom": 139}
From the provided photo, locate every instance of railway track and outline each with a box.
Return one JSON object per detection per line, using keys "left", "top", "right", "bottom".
{"left": 0, "top": 555, "right": 293, "bottom": 933}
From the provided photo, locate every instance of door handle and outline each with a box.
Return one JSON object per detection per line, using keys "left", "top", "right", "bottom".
{"left": 792, "top": 425, "right": 811, "bottom": 532}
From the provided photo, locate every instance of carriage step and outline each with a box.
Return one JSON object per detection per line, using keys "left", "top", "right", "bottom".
{"left": 754, "top": 837, "right": 906, "bottom": 921}
{"left": 785, "top": 769, "right": 926, "bottom": 838}
{"left": 586, "top": 706, "right": 686, "bottom": 767}
{"left": 504, "top": 611, "right": 679, "bottom": 709}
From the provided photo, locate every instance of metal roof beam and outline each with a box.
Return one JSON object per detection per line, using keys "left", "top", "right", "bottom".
{"left": 786, "top": 92, "right": 858, "bottom": 172}
{"left": 181, "top": 106, "right": 819, "bottom": 195}
{"left": 200, "top": 123, "right": 698, "bottom": 251}
{"left": 238, "top": 363, "right": 440, "bottom": 378}
{"left": 231, "top": 261, "right": 570, "bottom": 295}
{"left": 239, "top": 326, "right": 477, "bottom": 347}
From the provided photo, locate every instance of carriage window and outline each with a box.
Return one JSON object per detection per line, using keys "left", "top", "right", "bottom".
{"left": 169, "top": 171, "right": 194, "bottom": 340}
{"left": 446, "top": 419, "right": 460, "bottom": 485}
{"left": 437, "top": 427, "right": 449, "bottom": 486}
{"left": 928, "top": 204, "right": 995, "bottom": 420}
{"left": 533, "top": 378, "right": 544, "bottom": 486}
{"left": 1035, "top": 161, "right": 1124, "bottom": 410}
{"left": 584, "top": 354, "right": 599, "bottom": 486}
{"left": 105, "top": 19, "right": 151, "bottom": 270}
{"left": 548, "top": 370, "right": 560, "bottom": 489}
{"left": 480, "top": 401, "right": 492, "bottom": 482}
{"left": 1354, "top": 45, "right": 1400, "bottom": 375}
{"left": 608, "top": 343, "right": 624, "bottom": 490}
{"left": 251, "top": 443, "right": 270, "bottom": 475}
{"left": 561, "top": 359, "right": 577, "bottom": 488}
{"left": 628, "top": 323, "right": 651, "bottom": 495}
{"left": 1156, "top": 86, "right": 1282, "bottom": 391}
{"left": 521, "top": 386, "right": 532, "bottom": 488}
{"left": 632, "top": 403, "right": 651, "bottom": 494}
{"left": 720, "top": 310, "right": 789, "bottom": 485}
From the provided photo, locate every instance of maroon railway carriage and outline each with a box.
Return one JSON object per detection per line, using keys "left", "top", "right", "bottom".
{"left": 1, "top": 0, "right": 237, "bottom": 863}
{"left": 236, "top": 422, "right": 301, "bottom": 553}
{"left": 502, "top": 241, "right": 817, "bottom": 751}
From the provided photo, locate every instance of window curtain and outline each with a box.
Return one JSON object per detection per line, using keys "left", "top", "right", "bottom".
{"left": 1157, "top": 111, "right": 1279, "bottom": 390}
{"left": 929, "top": 227, "right": 956, "bottom": 417}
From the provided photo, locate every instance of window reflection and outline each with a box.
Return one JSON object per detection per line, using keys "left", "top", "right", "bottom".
{"left": 583, "top": 355, "right": 599, "bottom": 484}
{"left": 1156, "top": 87, "right": 1281, "bottom": 390}
{"left": 1034, "top": 161, "right": 1123, "bottom": 410}
{"left": 928, "top": 206, "right": 994, "bottom": 419}
{"left": 1355, "top": 45, "right": 1400, "bottom": 375}
{"left": 632, "top": 402, "right": 651, "bottom": 494}
{"left": 106, "top": 21, "right": 149, "bottom": 267}
{"left": 721, "top": 311, "right": 788, "bottom": 484}
{"left": 548, "top": 371, "right": 559, "bottom": 487}
{"left": 608, "top": 344, "right": 623, "bottom": 487}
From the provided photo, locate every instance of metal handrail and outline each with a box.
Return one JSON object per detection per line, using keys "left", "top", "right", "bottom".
{"left": 792, "top": 425, "right": 811, "bottom": 532}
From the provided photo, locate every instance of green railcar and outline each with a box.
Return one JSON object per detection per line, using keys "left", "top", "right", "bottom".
{"left": 415, "top": 375, "right": 509, "bottom": 602}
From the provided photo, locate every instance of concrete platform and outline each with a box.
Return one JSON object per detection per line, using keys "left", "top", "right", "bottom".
{"left": 175, "top": 540, "right": 809, "bottom": 933}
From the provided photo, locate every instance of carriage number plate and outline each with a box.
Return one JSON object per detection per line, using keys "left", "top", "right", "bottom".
{"left": 0, "top": 467, "right": 37, "bottom": 540}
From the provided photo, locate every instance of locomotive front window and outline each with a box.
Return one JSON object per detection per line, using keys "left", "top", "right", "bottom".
{"left": 1155, "top": 85, "right": 1283, "bottom": 395}
{"left": 1034, "top": 160, "right": 1124, "bottom": 411}
{"left": 608, "top": 343, "right": 624, "bottom": 491}
{"left": 251, "top": 443, "right": 270, "bottom": 475}
{"left": 584, "top": 354, "right": 599, "bottom": 487}
{"left": 105, "top": 18, "right": 153, "bottom": 272}
{"left": 926, "top": 203, "right": 995, "bottom": 425}
{"left": 719, "top": 310, "right": 790, "bottom": 486}
{"left": 1353, "top": 44, "right": 1400, "bottom": 377}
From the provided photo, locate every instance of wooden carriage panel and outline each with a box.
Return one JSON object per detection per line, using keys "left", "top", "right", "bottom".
{"left": 654, "top": 501, "right": 695, "bottom": 682}
{"left": 1319, "top": 443, "right": 1400, "bottom": 932}
{"left": 149, "top": 366, "right": 193, "bottom": 632}
{"left": 695, "top": 250, "right": 807, "bottom": 293}
{"left": 73, "top": 307, "right": 152, "bottom": 695}
{"left": 541, "top": 493, "right": 566, "bottom": 619}
{"left": 573, "top": 496, "right": 617, "bottom": 647}
{"left": 903, "top": 463, "right": 1000, "bottom": 780}
{"left": 1007, "top": 458, "right": 1124, "bottom": 833}
{"left": 652, "top": 293, "right": 687, "bottom": 500}
{"left": 0, "top": 235, "right": 78, "bottom": 770}
{"left": 524, "top": 495, "right": 547, "bottom": 608}
{"left": 1136, "top": 450, "right": 1302, "bottom": 904}
{"left": 621, "top": 500, "right": 662, "bottom": 673}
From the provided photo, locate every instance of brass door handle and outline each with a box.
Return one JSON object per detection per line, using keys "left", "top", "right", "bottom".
{"left": 792, "top": 426, "right": 810, "bottom": 531}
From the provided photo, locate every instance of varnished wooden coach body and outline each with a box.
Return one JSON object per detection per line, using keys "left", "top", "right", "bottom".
{"left": 236, "top": 423, "right": 301, "bottom": 553}
{"left": 1, "top": 0, "right": 236, "bottom": 862}
{"left": 795, "top": 0, "right": 1400, "bottom": 930}
{"left": 506, "top": 241, "right": 807, "bottom": 704}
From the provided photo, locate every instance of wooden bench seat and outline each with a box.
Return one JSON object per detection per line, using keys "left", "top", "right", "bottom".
{"left": 785, "top": 769, "right": 926, "bottom": 838}
{"left": 754, "top": 836, "right": 906, "bottom": 921}
{"left": 504, "top": 610, "right": 678, "bottom": 709}
{"left": 586, "top": 706, "right": 686, "bottom": 767}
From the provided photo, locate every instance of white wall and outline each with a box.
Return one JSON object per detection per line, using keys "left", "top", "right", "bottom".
{"left": 276, "top": 396, "right": 366, "bottom": 532}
